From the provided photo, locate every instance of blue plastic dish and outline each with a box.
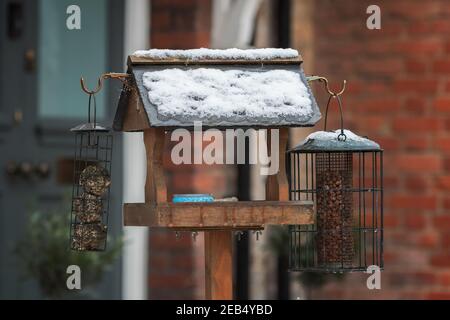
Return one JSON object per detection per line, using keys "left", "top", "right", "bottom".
{"left": 172, "top": 194, "right": 215, "bottom": 203}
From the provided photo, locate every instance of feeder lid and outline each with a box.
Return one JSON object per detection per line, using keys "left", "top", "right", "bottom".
{"left": 290, "top": 129, "right": 381, "bottom": 152}
{"left": 70, "top": 123, "right": 110, "bottom": 132}
{"left": 114, "top": 48, "right": 322, "bottom": 130}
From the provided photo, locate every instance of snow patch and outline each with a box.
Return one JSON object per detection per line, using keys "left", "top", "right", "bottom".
{"left": 304, "top": 129, "right": 380, "bottom": 147}
{"left": 134, "top": 48, "right": 299, "bottom": 61}
{"left": 142, "top": 68, "right": 313, "bottom": 124}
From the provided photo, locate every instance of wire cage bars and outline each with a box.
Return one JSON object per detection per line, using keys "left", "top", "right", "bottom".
{"left": 70, "top": 94, "right": 113, "bottom": 251}
{"left": 287, "top": 148, "right": 383, "bottom": 272}
{"left": 287, "top": 95, "right": 383, "bottom": 273}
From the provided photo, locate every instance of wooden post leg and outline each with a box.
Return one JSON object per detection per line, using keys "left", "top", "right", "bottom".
{"left": 205, "top": 231, "right": 233, "bottom": 300}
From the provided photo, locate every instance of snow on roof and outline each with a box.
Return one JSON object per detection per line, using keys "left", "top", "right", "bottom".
{"left": 141, "top": 68, "right": 314, "bottom": 125}
{"left": 133, "top": 48, "right": 299, "bottom": 61}
{"left": 292, "top": 129, "right": 381, "bottom": 151}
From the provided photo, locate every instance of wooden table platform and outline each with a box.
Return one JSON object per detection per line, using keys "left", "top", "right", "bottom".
{"left": 123, "top": 200, "right": 314, "bottom": 230}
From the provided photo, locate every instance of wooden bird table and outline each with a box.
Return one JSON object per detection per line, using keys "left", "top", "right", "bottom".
{"left": 122, "top": 127, "right": 314, "bottom": 299}
{"left": 114, "top": 52, "right": 321, "bottom": 300}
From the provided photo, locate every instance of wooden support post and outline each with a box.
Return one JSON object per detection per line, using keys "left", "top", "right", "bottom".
{"left": 144, "top": 128, "right": 167, "bottom": 204}
{"left": 205, "top": 230, "right": 233, "bottom": 300}
{"left": 266, "top": 127, "right": 289, "bottom": 201}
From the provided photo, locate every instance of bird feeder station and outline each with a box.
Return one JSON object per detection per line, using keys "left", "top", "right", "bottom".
{"left": 287, "top": 90, "right": 383, "bottom": 272}
{"left": 112, "top": 48, "right": 322, "bottom": 299}
{"left": 72, "top": 48, "right": 384, "bottom": 299}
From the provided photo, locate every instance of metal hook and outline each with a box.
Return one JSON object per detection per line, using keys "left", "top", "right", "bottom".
{"left": 307, "top": 75, "right": 347, "bottom": 97}
{"left": 175, "top": 231, "right": 180, "bottom": 240}
{"left": 80, "top": 72, "right": 131, "bottom": 95}
{"left": 236, "top": 231, "right": 244, "bottom": 241}
{"left": 192, "top": 232, "right": 198, "bottom": 242}
{"left": 253, "top": 230, "right": 262, "bottom": 241}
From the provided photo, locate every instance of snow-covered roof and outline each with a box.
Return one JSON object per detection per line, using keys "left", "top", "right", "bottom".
{"left": 114, "top": 49, "right": 321, "bottom": 130}
{"left": 133, "top": 48, "right": 299, "bottom": 61}
{"left": 141, "top": 68, "right": 314, "bottom": 125}
{"left": 291, "top": 129, "right": 381, "bottom": 151}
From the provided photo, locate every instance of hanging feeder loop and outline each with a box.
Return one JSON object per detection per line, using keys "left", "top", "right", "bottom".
{"left": 80, "top": 72, "right": 131, "bottom": 95}
{"left": 307, "top": 75, "right": 347, "bottom": 97}
{"left": 307, "top": 75, "right": 347, "bottom": 140}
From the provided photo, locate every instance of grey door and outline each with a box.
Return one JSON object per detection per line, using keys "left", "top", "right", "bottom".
{"left": 0, "top": 0, "right": 124, "bottom": 299}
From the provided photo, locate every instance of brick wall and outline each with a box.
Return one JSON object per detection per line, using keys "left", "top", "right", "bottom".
{"left": 148, "top": 0, "right": 211, "bottom": 300}
{"left": 292, "top": 0, "right": 450, "bottom": 299}
{"left": 148, "top": 0, "right": 236, "bottom": 300}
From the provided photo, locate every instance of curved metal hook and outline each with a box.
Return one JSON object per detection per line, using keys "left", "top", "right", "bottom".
{"left": 80, "top": 73, "right": 131, "bottom": 95}
{"left": 80, "top": 77, "right": 103, "bottom": 95}
{"left": 307, "top": 75, "right": 347, "bottom": 97}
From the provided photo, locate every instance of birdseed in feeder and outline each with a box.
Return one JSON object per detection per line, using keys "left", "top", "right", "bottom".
{"left": 71, "top": 223, "right": 107, "bottom": 251}
{"left": 315, "top": 153, "right": 354, "bottom": 266}
{"left": 79, "top": 165, "right": 111, "bottom": 196}
{"left": 72, "top": 193, "right": 103, "bottom": 223}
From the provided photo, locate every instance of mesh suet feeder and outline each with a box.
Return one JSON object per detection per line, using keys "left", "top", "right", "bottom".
{"left": 287, "top": 82, "right": 383, "bottom": 272}
{"left": 69, "top": 78, "right": 115, "bottom": 251}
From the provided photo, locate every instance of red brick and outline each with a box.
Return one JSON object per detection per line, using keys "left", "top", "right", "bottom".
{"left": 170, "top": 171, "right": 195, "bottom": 193}
{"left": 394, "top": 40, "right": 442, "bottom": 55}
{"left": 384, "top": 176, "right": 399, "bottom": 188}
{"left": 383, "top": 214, "right": 399, "bottom": 227}
{"left": 408, "top": 272, "right": 437, "bottom": 285}
{"left": 385, "top": 2, "right": 441, "bottom": 20}
{"left": 433, "top": 60, "right": 450, "bottom": 73}
{"left": 151, "top": 31, "right": 210, "bottom": 48}
{"left": 357, "top": 115, "right": 386, "bottom": 132}
{"left": 405, "top": 59, "right": 426, "bottom": 74}
{"left": 150, "top": 232, "right": 193, "bottom": 249}
{"left": 402, "top": 97, "right": 426, "bottom": 114}
{"left": 416, "top": 233, "right": 438, "bottom": 248}
{"left": 441, "top": 233, "right": 450, "bottom": 247}
{"left": 394, "top": 154, "right": 441, "bottom": 173}
{"left": 438, "top": 272, "right": 450, "bottom": 286}
{"left": 405, "top": 176, "right": 428, "bottom": 191}
{"left": 149, "top": 273, "right": 194, "bottom": 288}
{"left": 373, "top": 136, "right": 399, "bottom": 151}
{"left": 404, "top": 136, "right": 428, "bottom": 151}
{"left": 358, "top": 98, "right": 401, "bottom": 113}
{"left": 359, "top": 59, "right": 403, "bottom": 75}
{"left": 435, "top": 176, "right": 450, "bottom": 190}
{"left": 405, "top": 214, "right": 427, "bottom": 230}
{"left": 426, "top": 292, "right": 450, "bottom": 300}
{"left": 392, "top": 118, "right": 441, "bottom": 132}
{"left": 434, "top": 98, "right": 450, "bottom": 112}
{"left": 433, "top": 216, "right": 450, "bottom": 230}
{"left": 409, "top": 20, "right": 450, "bottom": 34}
{"left": 435, "top": 137, "right": 450, "bottom": 152}
{"left": 152, "top": 10, "right": 171, "bottom": 31}
{"left": 390, "top": 195, "right": 436, "bottom": 210}
{"left": 443, "top": 196, "right": 450, "bottom": 210}
{"left": 394, "top": 79, "right": 437, "bottom": 93}
{"left": 431, "top": 254, "right": 450, "bottom": 267}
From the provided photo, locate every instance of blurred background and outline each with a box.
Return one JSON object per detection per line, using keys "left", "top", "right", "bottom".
{"left": 1, "top": 0, "right": 450, "bottom": 299}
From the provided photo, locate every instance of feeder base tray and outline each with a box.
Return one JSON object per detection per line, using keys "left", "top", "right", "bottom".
{"left": 123, "top": 200, "right": 314, "bottom": 231}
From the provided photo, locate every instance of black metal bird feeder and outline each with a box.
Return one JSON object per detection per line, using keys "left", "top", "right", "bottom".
{"left": 70, "top": 92, "right": 113, "bottom": 251}
{"left": 287, "top": 92, "right": 383, "bottom": 273}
